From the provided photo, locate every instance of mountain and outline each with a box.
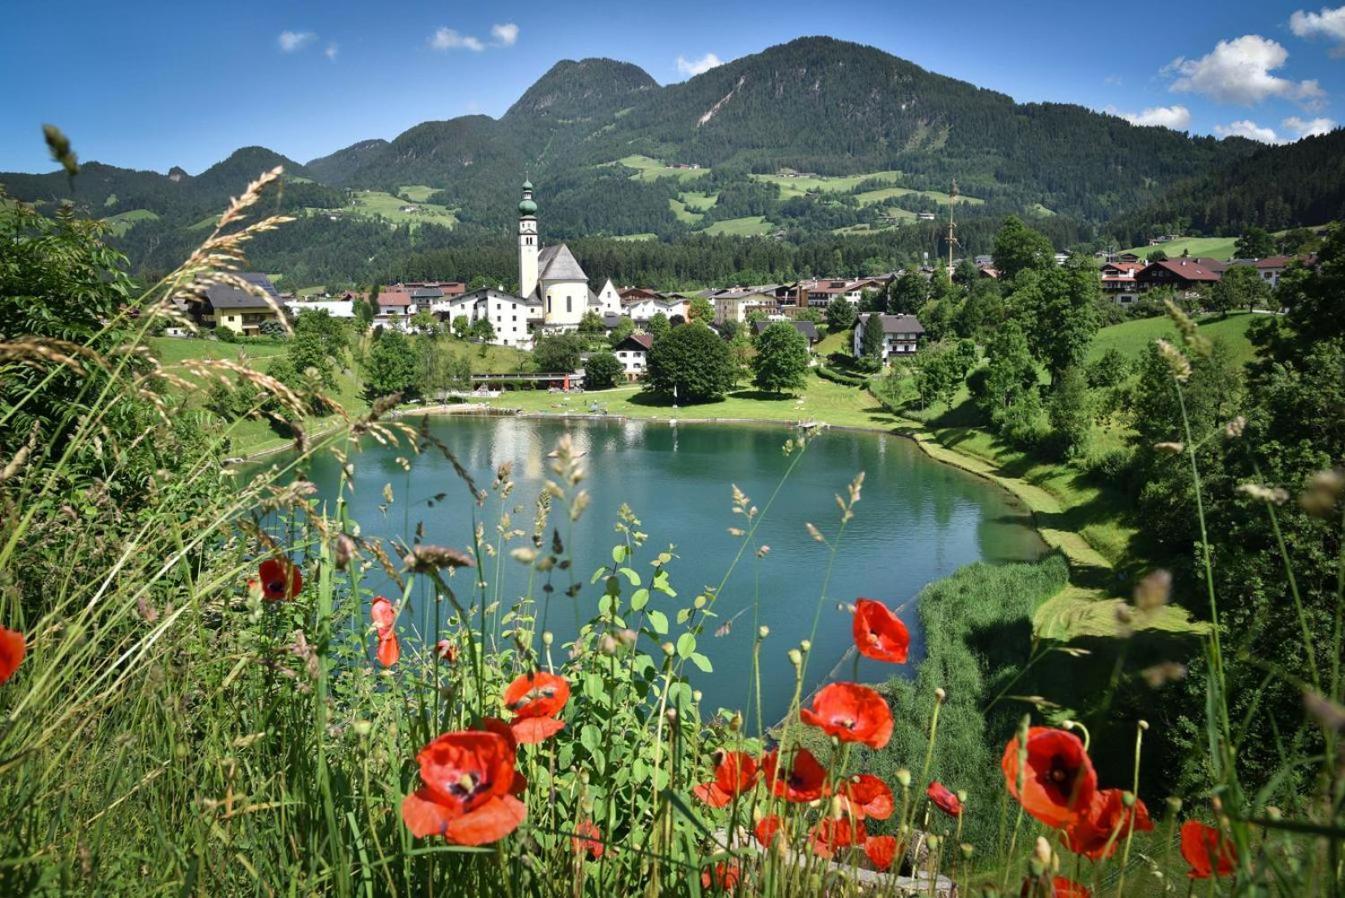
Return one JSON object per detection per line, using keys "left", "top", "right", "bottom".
{"left": 1109, "top": 128, "right": 1345, "bottom": 244}
{"left": 3, "top": 35, "right": 1312, "bottom": 284}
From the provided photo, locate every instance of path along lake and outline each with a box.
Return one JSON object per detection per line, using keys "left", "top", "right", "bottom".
{"left": 293, "top": 415, "right": 1046, "bottom": 722}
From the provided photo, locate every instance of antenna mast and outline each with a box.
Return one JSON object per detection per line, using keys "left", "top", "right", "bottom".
{"left": 946, "top": 178, "right": 959, "bottom": 274}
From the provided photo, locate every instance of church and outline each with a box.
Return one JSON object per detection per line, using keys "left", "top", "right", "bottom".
{"left": 518, "top": 180, "right": 621, "bottom": 331}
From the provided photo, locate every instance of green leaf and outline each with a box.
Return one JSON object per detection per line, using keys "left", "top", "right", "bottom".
{"left": 618, "top": 566, "right": 642, "bottom": 587}
{"left": 689, "top": 652, "right": 713, "bottom": 673}
{"left": 647, "top": 609, "right": 669, "bottom": 635}
{"left": 676, "top": 608, "right": 692, "bottom": 624}
{"left": 630, "top": 588, "right": 650, "bottom": 611}
{"left": 653, "top": 570, "right": 676, "bottom": 596}
{"left": 612, "top": 545, "right": 628, "bottom": 563}
{"left": 676, "top": 633, "right": 697, "bottom": 658}
{"left": 580, "top": 724, "right": 602, "bottom": 758}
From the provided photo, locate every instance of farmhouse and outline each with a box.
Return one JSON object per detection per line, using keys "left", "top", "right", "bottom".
{"left": 1099, "top": 261, "right": 1145, "bottom": 305}
{"left": 751, "top": 318, "right": 819, "bottom": 345}
{"left": 1135, "top": 258, "right": 1224, "bottom": 293}
{"left": 1229, "top": 254, "right": 1318, "bottom": 289}
{"left": 431, "top": 288, "right": 542, "bottom": 349}
{"left": 612, "top": 333, "right": 653, "bottom": 380}
{"left": 852, "top": 313, "right": 925, "bottom": 361}
{"left": 192, "top": 273, "right": 284, "bottom": 335}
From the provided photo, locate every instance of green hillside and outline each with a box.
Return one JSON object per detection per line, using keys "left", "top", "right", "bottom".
{"left": 1089, "top": 311, "right": 1259, "bottom": 367}
{"left": 1117, "top": 235, "right": 1239, "bottom": 260}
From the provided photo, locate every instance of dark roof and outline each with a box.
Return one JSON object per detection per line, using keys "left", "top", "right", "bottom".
{"left": 860, "top": 313, "right": 925, "bottom": 335}
{"left": 615, "top": 333, "right": 653, "bottom": 352}
{"left": 752, "top": 319, "right": 819, "bottom": 341}
{"left": 537, "top": 244, "right": 587, "bottom": 281}
{"left": 1138, "top": 259, "right": 1222, "bottom": 283}
{"left": 200, "top": 273, "right": 280, "bottom": 310}
{"left": 410, "top": 287, "right": 444, "bottom": 300}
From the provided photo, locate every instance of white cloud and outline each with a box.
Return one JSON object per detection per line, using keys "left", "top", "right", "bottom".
{"left": 1113, "top": 105, "right": 1192, "bottom": 130}
{"left": 676, "top": 52, "right": 724, "bottom": 78}
{"left": 1167, "top": 35, "right": 1324, "bottom": 106}
{"left": 278, "top": 31, "right": 317, "bottom": 53}
{"left": 324, "top": 43, "right": 339, "bottom": 61}
{"left": 491, "top": 23, "right": 519, "bottom": 47}
{"left": 1283, "top": 114, "right": 1338, "bottom": 137}
{"left": 430, "top": 28, "right": 484, "bottom": 52}
{"left": 1290, "top": 5, "right": 1345, "bottom": 53}
{"left": 1215, "top": 119, "right": 1284, "bottom": 143}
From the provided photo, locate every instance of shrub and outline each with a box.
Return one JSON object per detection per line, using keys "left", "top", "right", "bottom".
{"left": 584, "top": 351, "right": 624, "bottom": 390}
{"left": 645, "top": 322, "right": 735, "bottom": 403}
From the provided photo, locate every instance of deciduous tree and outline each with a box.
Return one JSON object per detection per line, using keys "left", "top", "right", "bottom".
{"left": 751, "top": 321, "right": 809, "bottom": 395}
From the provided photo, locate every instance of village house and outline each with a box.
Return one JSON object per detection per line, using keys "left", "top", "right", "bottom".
{"left": 751, "top": 318, "right": 819, "bottom": 345}
{"left": 623, "top": 293, "right": 687, "bottom": 324}
{"left": 1228, "top": 254, "right": 1318, "bottom": 289}
{"left": 709, "top": 287, "right": 777, "bottom": 324}
{"left": 1099, "top": 261, "right": 1146, "bottom": 305}
{"left": 374, "top": 286, "right": 415, "bottom": 330}
{"left": 1135, "top": 258, "right": 1225, "bottom": 294}
{"left": 192, "top": 273, "right": 284, "bottom": 335}
{"left": 612, "top": 333, "right": 653, "bottom": 380}
{"left": 852, "top": 313, "right": 925, "bottom": 361}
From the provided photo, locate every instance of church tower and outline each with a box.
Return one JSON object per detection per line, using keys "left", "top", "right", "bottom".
{"left": 518, "top": 180, "right": 539, "bottom": 298}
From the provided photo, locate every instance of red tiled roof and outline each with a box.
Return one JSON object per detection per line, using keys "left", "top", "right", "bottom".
{"left": 1140, "top": 259, "right": 1222, "bottom": 282}
{"left": 378, "top": 289, "right": 413, "bottom": 306}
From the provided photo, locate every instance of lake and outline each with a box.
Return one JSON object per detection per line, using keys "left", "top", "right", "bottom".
{"left": 295, "top": 414, "right": 1046, "bottom": 722}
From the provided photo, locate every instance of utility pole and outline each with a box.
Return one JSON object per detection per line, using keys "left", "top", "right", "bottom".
{"left": 946, "top": 178, "right": 959, "bottom": 275}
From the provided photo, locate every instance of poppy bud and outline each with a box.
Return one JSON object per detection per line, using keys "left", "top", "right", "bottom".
{"left": 334, "top": 534, "right": 356, "bottom": 570}
{"left": 788, "top": 649, "right": 803, "bottom": 668}
{"left": 666, "top": 708, "right": 677, "bottom": 723}
{"left": 934, "top": 687, "right": 947, "bottom": 703}
{"left": 542, "top": 631, "right": 554, "bottom": 646}
{"left": 617, "top": 629, "right": 637, "bottom": 647}
{"left": 1034, "top": 835, "right": 1052, "bottom": 866}
{"left": 960, "top": 842, "right": 974, "bottom": 860}
{"left": 896, "top": 769, "right": 911, "bottom": 788}
{"left": 956, "top": 790, "right": 967, "bottom": 803}
{"left": 353, "top": 720, "right": 372, "bottom": 737}
{"left": 729, "top": 711, "right": 743, "bottom": 731}
{"left": 799, "top": 639, "right": 811, "bottom": 654}
{"left": 693, "top": 690, "right": 703, "bottom": 703}
{"left": 1122, "top": 791, "right": 1136, "bottom": 808}
{"left": 600, "top": 634, "right": 618, "bottom": 655}
{"left": 757, "top": 626, "right": 770, "bottom": 639}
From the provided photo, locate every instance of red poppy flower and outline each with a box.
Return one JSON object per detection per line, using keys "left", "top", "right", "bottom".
{"left": 1180, "top": 820, "right": 1236, "bottom": 879}
{"left": 754, "top": 815, "right": 784, "bottom": 848}
{"left": 258, "top": 558, "right": 303, "bottom": 601}
{"left": 571, "top": 820, "right": 604, "bottom": 859}
{"left": 926, "top": 780, "right": 963, "bottom": 818}
{"left": 503, "top": 671, "right": 570, "bottom": 744}
{"left": 761, "top": 747, "right": 829, "bottom": 803}
{"left": 0, "top": 627, "right": 25, "bottom": 685}
{"left": 1020, "top": 876, "right": 1091, "bottom": 897}
{"left": 800, "top": 682, "right": 893, "bottom": 749}
{"left": 864, "top": 835, "right": 898, "bottom": 872}
{"left": 435, "top": 639, "right": 459, "bottom": 663}
{"left": 841, "top": 774, "right": 894, "bottom": 820}
{"left": 1065, "top": 789, "right": 1153, "bottom": 859}
{"left": 370, "top": 596, "right": 400, "bottom": 667}
{"left": 476, "top": 718, "right": 527, "bottom": 796}
{"left": 700, "top": 861, "right": 740, "bottom": 892}
{"left": 853, "top": 599, "right": 910, "bottom": 664}
{"left": 1001, "top": 727, "right": 1097, "bottom": 829}
{"left": 694, "top": 751, "right": 759, "bottom": 807}
{"left": 810, "top": 816, "right": 866, "bottom": 859}
{"left": 401, "top": 730, "right": 526, "bottom": 845}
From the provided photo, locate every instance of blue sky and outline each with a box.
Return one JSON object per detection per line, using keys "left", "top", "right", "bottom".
{"left": 2, "top": 0, "right": 1342, "bottom": 173}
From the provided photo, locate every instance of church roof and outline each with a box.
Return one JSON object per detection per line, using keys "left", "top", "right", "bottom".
{"left": 538, "top": 244, "right": 588, "bottom": 282}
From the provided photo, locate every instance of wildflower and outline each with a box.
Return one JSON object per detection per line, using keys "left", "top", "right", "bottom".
{"left": 1019, "top": 876, "right": 1091, "bottom": 897}
{"left": 841, "top": 773, "right": 894, "bottom": 820}
{"left": 1155, "top": 339, "right": 1191, "bottom": 382}
{"left": 693, "top": 750, "right": 759, "bottom": 808}
{"left": 401, "top": 731, "right": 526, "bottom": 845}
{"left": 571, "top": 820, "right": 604, "bottom": 859}
{"left": 761, "top": 747, "right": 829, "bottom": 802}
{"left": 1224, "top": 416, "right": 1246, "bottom": 439}
{"left": 852, "top": 599, "right": 911, "bottom": 664}
{"left": 258, "top": 558, "right": 302, "bottom": 601}
{"left": 753, "top": 814, "right": 784, "bottom": 848}
{"left": 1001, "top": 726, "right": 1097, "bottom": 829}
{"left": 1236, "top": 482, "right": 1289, "bottom": 505}
{"left": 1180, "top": 820, "right": 1236, "bottom": 879}
{"left": 800, "top": 682, "right": 893, "bottom": 749}
{"left": 700, "top": 861, "right": 740, "bottom": 892}
{"left": 864, "top": 835, "right": 898, "bottom": 872}
{"left": 370, "top": 597, "right": 400, "bottom": 667}
{"left": 926, "top": 780, "right": 963, "bottom": 818}
{"left": 435, "top": 639, "right": 459, "bottom": 663}
{"left": 503, "top": 671, "right": 570, "bottom": 744}
{"left": 0, "top": 627, "right": 25, "bottom": 685}
{"left": 1300, "top": 468, "right": 1344, "bottom": 518}
{"left": 1064, "top": 789, "right": 1153, "bottom": 859}
{"left": 810, "top": 816, "right": 865, "bottom": 859}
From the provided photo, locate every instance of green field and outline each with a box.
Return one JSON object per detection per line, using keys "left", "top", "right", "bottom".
{"left": 678, "top": 191, "right": 718, "bottom": 211}
{"left": 668, "top": 198, "right": 703, "bottom": 224}
{"left": 699, "top": 216, "right": 774, "bottom": 237}
{"left": 344, "top": 191, "right": 458, "bottom": 229}
{"left": 101, "top": 208, "right": 159, "bottom": 236}
{"left": 397, "top": 185, "right": 439, "bottom": 202}
{"left": 614, "top": 155, "right": 711, "bottom": 183}
{"left": 1088, "top": 310, "right": 1259, "bottom": 366}
{"left": 148, "top": 336, "right": 287, "bottom": 365}
{"left": 1027, "top": 203, "right": 1056, "bottom": 217}
{"left": 853, "top": 186, "right": 984, "bottom": 207}
{"left": 750, "top": 169, "right": 903, "bottom": 199}
{"left": 1117, "top": 235, "right": 1239, "bottom": 260}
{"left": 612, "top": 232, "right": 658, "bottom": 241}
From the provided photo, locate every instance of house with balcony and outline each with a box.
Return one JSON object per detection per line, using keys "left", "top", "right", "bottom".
{"left": 852, "top": 313, "right": 925, "bottom": 362}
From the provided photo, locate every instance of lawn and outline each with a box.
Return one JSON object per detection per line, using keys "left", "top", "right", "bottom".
{"left": 852, "top": 186, "right": 983, "bottom": 207}
{"left": 699, "top": 216, "right": 774, "bottom": 237}
{"left": 102, "top": 208, "right": 160, "bottom": 236}
{"left": 614, "top": 155, "right": 711, "bottom": 183}
{"left": 397, "top": 185, "right": 439, "bottom": 202}
{"left": 344, "top": 191, "right": 458, "bottom": 229}
{"left": 478, "top": 371, "right": 895, "bottom": 430}
{"left": 612, "top": 233, "right": 658, "bottom": 241}
{"left": 832, "top": 223, "right": 901, "bottom": 235}
{"left": 668, "top": 198, "right": 704, "bottom": 224}
{"left": 1089, "top": 311, "right": 1259, "bottom": 367}
{"left": 1117, "top": 235, "right": 1239, "bottom": 260}
{"left": 678, "top": 191, "right": 718, "bottom": 212}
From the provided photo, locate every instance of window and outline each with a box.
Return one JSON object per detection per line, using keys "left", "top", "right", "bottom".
{"left": 566, "top": 296, "right": 572, "bottom": 313}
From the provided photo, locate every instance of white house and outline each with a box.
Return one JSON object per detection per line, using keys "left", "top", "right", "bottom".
{"left": 612, "top": 333, "right": 653, "bottom": 380}
{"left": 623, "top": 294, "right": 687, "bottom": 324}
{"left": 853, "top": 313, "right": 925, "bottom": 361}
{"left": 595, "top": 278, "right": 623, "bottom": 317}
{"left": 433, "top": 287, "right": 542, "bottom": 349}
{"left": 285, "top": 299, "right": 355, "bottom": 319}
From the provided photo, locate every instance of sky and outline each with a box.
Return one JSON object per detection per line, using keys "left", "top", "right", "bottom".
{"left": 2, "top": 0, "right": 1343, "bottom": 174}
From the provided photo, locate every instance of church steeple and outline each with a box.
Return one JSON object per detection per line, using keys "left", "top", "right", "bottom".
{"left": 518, "top": 179, "right": 539, "bottom": 297}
